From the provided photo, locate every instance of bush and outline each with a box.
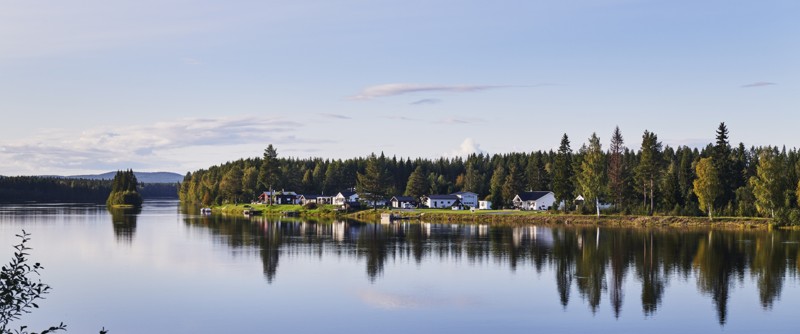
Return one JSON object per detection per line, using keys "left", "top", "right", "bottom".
{"left": 1, "top": 231, "right": 66, "bottom": 334}
{"left": 303, "top": 202, "right": 318, "bottom": 210}
{"left": 1, "top": 231, "right": 108, "bottom": 334}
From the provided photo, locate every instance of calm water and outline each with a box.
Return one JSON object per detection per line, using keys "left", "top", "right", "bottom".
{"left": 1, "top": 201, "right": 799, "bottom": 333}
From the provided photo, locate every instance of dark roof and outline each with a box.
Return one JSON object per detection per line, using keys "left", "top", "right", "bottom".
{"left": 427, "top": 194, "right": 459, "bottom": 200}
{"left": 301, "top": 194, "right": 320, "bottom": 199}
{"left": 516, "top": 191, "right": 553, "bottom": 201}
{"left": 391, "top": 196, "right": 416, "bottom": 202}
{"left": 337, "top": 190, "right": 357, "bottom": 198}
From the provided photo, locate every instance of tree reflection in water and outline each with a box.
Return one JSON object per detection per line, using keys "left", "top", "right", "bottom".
{"left": 108, "top": 207, "right": 141, "bottom": 243}
{"left": 181, "top": 211, "right": 800, "bottom": 324}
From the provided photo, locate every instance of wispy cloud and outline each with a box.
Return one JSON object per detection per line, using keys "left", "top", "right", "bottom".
{"left": 318, "top": 113, "right": 352, "bottom": 120}
{"left": 436, "top": 117, "right": 485, "bottom": 125}
{"left": 741, "top": 81, "right": 776, "bottom": 88}
{"left": 383, "top": 116, "right": 418, "bottom": 121}
{"left": 447, "top": 138, "right": 486, "bottom": 157}
{"left": 350, "top": 83, "right": 512, "bottom": 100}
{"left": 410, "top": 98, "right": 442, "bottom": 105}
{"left": 0, "top": 116, "right": 316, "bottom": 174}
{"left": 182, "top": 57, "right": 202, "bottom": 65}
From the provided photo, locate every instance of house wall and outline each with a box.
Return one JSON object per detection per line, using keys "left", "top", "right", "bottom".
{"left": 479, "top": 201, "right": 492, "bottom": 210}
{"left": 425, "top": 198, "right": 457, "bottom": 208}
{"left": 455, "top": 193, "right": 478, "bottom": 208}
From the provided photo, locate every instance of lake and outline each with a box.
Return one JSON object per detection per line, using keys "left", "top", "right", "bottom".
{"left": 1, "top": 200, "right": 799, "bottom": 333}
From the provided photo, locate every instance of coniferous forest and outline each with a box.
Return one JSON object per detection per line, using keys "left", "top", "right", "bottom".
{"left": 178, "top": 123, "right": 800, "bottom": 224}
{"left": 0, "top": 176, "right": 178, "bottom": 203}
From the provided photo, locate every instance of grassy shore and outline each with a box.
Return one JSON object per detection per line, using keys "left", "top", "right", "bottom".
{"left": 349, "top": 208, "right": 775, "bottom": 229}
{"left": 204, "top": 204, "right": 778, "bottom": 229}
{"left": 210, "top": 203, "right": 339, "bottom": 217}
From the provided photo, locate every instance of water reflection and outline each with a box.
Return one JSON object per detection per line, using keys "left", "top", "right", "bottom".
{"left": 108, "top": 207, "right": 141, "bottom": 243}
{"left": 182, "top": 212, "right": 800, "bottom": 324}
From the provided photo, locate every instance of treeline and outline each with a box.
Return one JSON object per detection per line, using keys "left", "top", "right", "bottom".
{"left": 178, "top": 123, "right": 800, "bottom": 224}
{"left": 0, "top": 176, "right": 179, "bottom": 203}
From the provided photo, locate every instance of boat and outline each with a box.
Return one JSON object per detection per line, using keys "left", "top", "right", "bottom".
{"left": 200, "top": 207, "right": 212, "bottom": 215}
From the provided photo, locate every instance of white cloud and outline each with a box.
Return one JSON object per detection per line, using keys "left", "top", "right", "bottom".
{"left": 0, "top": 116, "right": 324, "bottom": 175}
{"left": 447, "top": 138, "right": 486, "bottom": 157}
{"left": 351, "top": 83, "right": 509, "bottom": 100}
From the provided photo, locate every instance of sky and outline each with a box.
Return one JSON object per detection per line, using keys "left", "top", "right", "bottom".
{"left": 0, "top": 0, "right": 797, "bottom": 176}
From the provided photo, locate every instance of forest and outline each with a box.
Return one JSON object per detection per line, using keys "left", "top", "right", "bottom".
{"left": 0, "top": 176, "right": 178, "bottom": 203}
{"left": 177, "top": 123, "right": 800, "bottom": 224}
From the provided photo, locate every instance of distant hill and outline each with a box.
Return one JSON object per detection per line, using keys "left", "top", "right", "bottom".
{"left": 67, "top": 171, "right": 184, "bottom": 183}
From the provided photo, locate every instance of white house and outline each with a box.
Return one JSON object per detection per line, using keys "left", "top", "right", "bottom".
{"left": 451, "top": 191, "right": 478, "bottom": 208}
{"left": 332, "top": 191, "right": 359, "bottom": 206}
{"left": 423, "top": 195, "right": 460, "bottom": 209}
{"left": 390, "top": 196, "right": 417, "bottom": 209}
{"left": 513, "top": 191, "right": 556, "bottom": 211}
{"left": 299, "top": 194, "right": 319, "bottom": 205}
{"left": 479, "top": 201, "right": 492, "bottom": 210}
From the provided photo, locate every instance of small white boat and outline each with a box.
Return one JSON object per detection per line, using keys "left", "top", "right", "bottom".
{"left": 200, "top": 207, "right": 212, "bottom": 215}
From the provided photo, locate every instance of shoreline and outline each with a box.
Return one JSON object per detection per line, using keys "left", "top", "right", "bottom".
{"left": 200, "top": 204, "right": 784, "bottom": 230}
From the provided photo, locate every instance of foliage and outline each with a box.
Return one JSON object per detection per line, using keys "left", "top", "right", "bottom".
{"left": 750, "top": 148, "right": 789, "bottom": 218}
{"left": 106, "top": 170, "right": 142, "bottom": 208}
{"left": 693, "top": 157, "right": 720, "bottom": 220}
{"left": 178, "top": 123, "right": 800, "bottom": 221}
{"left": 578, "top": 133, "right": 605, "bottom": 216}
{"left": 1, "top": 231, "right": 66, "bottom": 334}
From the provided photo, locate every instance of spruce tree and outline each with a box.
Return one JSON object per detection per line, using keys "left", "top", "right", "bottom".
{"left": 552, "top": 134, "right": 574, "bottom": 212}
{"left": 607, "top": 126, "right": 625, "bottom": 210}
{"left": 712, "top": 122, "right": 735, "bottom": 210}
{"left": 404, "top": 166, "right": 428, "bottom": 199}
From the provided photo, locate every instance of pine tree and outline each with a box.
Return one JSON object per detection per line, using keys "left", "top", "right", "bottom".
{"left": 635, "top": 130, "right": 662, "bottom": 214}
{"left": 489, "top": 164, "right": 506, "bottom": 209}
{"left": 258, "top": 144, "right": 281, "bottom": 195}
{"left": 357, "top": 153, "right": 392, "bottom": 208}
{"left": 404, "top": 166, "right": 428, "bottom": 199}
{"left": 552, "top": 134, "right": 574, "bottom": 212}
{"left": 502, "top": 164, "right": 525, "bottom": 208}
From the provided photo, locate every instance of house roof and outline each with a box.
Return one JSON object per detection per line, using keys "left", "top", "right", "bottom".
{"left": 337, "top": 190, "right": 357, "bottom": 198}
{"left": 301, "top": 194, "right": 320, "bottom": 200}
{"left": 427, "top": 194, "right": 459, "bottom": 200}
{"left": 391, "top": 196, "right": 416, "bottom": 202}
{"left": 516, "top": 191, "right": 553, "bottom": 201}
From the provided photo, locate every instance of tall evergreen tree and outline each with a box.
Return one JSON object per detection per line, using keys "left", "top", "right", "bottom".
{"left": 635, "top": 130, "right": 662, "bottom": 214}
{"left": 607, "top": 126, "right": 625, "bottom": 210}
{"left": 553, "top": 134, "right": 574, "bottom": 212}
{"left": 489, "top": 164, "right": 506, "bottom": 209}
{"left": 258, "top": 144, "right": 281, "bottom": 195}
{"left": 712, "top": 122, "right": 735, "bottom": 210}
{"left": 404, "top": 166, "right": 428, "bottom": 199}
{"left": 502, "top": 164, "right": 525, "bottom": 208}
{"left": 357, "top": 153, "right": 392, "bottom": 208}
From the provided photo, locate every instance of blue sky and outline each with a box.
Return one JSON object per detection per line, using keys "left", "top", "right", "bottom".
{"left": 0, "top": 0, "right": 797, "bottom": 175}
